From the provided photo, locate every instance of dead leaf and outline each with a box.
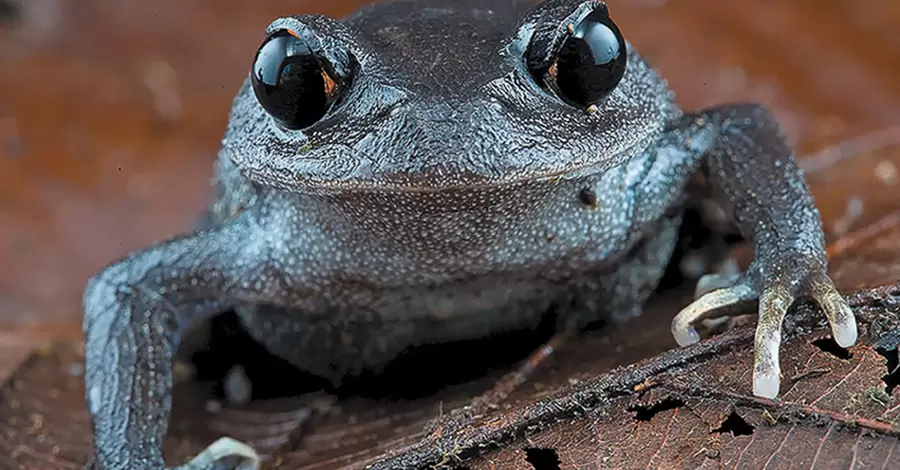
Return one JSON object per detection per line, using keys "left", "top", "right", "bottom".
{"left": 1, "top": 282, "right": 898, "bottom": 469}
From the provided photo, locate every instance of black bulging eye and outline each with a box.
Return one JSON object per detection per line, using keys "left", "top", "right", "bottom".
{"left": 250, "top": 29, "right": 339, "bottom": 130}
{"left": 549, "top": 8, "right": 627, "bottom": 107}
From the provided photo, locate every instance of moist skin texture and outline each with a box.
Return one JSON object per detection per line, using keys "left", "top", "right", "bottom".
{"left": 80, "top": 0, "right": 857, "bottom": 468}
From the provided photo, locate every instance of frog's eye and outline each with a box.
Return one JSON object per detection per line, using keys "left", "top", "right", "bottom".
{"left": 537, "top": 7, "right": 627, "bottom": 108}
{"left": 250, "top": 29, "right": 340, "bottom": 130}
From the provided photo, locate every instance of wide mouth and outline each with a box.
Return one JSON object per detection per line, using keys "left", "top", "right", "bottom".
{"left": 236, "top": 145, "right": 644, "bottom": 195}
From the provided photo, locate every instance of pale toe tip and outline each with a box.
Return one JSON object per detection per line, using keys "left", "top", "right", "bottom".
{"left": 833, "top": 316, "right": 858, "bottom": 348}
{"left": 753, "top": 370, "right": 780, "bottom": 399}
{"left": 672, "top": 325, "right": 701, "bottom": 347}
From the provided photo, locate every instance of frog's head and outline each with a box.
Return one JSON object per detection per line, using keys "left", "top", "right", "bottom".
{"left": 224, "top": 0, "right": 677, "bottom": 193}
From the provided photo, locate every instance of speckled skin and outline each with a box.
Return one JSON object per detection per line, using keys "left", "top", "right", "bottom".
{"left": 81, "top": 1, "right": 857, "bottom": 469}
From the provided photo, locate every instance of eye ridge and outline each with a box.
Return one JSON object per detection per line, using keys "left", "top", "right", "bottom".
{"left": 540, "top": 6, "right": 628, "bottom": 109}
{"left": 250, "top": 28, "right": 342, "bottom": 130}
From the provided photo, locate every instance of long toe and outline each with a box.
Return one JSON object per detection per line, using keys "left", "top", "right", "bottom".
{"left": 672, "top": 281, "right": 757, "bottom": 347}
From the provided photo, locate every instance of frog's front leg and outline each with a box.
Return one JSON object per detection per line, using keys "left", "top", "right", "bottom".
{"left": 82, "top": 211, "right": 288, "bottom": 470}
{"left": 669, "top": 104, "right": 857, "bottom": 399}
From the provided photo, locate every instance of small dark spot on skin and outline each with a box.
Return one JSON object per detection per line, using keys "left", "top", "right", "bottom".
{"left": 546, "top": 234, "right": 555, "bottom": 243}
{"left": 812, "top": 338, "right": 853, "bottom": 360}
{"left": 628, "top": 397, "right": 685, "bottom": 421}
{"left": 523, "top": 448, "right": 561, "bottom": 470}
{"left": 712, "top": 410, "right": 754, "bottom": 436}
{"left": 578, "top": 187, "right": 598, "bottom": 209}
{"left": 874, "top": 347, "right": 900, "bottom": 395}
{"left": 340, "top": 331, "right": 354, "bottom": 346}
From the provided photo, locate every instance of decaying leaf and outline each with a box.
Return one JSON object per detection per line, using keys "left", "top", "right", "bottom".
{"left": 2, "top": 279, "right": 898, "bottom": 469}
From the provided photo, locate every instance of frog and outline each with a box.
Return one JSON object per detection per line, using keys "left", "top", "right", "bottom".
{"left": 80, "top": 0, "right": 858, "bottom": 468}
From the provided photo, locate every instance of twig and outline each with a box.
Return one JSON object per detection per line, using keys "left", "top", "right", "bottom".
{"left": 826, "top": 210, "right": 900, "bottom": 259}
{"left": 800, "top": 124, "right": 900, "bottom": 174}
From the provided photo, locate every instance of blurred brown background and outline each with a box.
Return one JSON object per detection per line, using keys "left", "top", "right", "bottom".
{"left": 1, "top": 0, "right": 899, "bottom": 374}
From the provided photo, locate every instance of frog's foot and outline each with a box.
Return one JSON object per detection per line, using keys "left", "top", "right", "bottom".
{"left": 671, "top": 261, "right": 857, "bottom": 399}
{"left": 174, "top": 437, "right": 259, "bottom": 470}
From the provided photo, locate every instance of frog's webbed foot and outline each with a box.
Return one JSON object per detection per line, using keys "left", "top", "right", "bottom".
{"left": 665, "top": 103, "right": 861, "bottom": 399}
{"left": 671, "top": 254, "right": 857, "bottom": 399}
{"left": 172, "top": 437, "right": 259, "bottom": 470}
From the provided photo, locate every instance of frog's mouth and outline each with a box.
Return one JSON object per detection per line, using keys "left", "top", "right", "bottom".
{"left": 239, "top": 156, "right": 634, "bottom": 194}
{"left": 232, "top": 130, "right": 658, "bottom": 194}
